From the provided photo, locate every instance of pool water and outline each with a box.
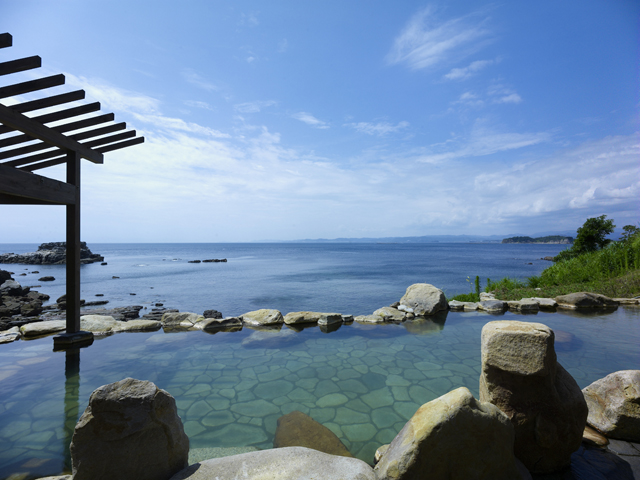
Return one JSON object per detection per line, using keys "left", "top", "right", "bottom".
{"left": 0, "top": 307, "right": 638, "bottom": 479}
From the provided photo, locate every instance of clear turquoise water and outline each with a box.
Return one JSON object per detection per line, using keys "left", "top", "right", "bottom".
{"left": 0, "top": 306, "right": 638, "bottom": 479}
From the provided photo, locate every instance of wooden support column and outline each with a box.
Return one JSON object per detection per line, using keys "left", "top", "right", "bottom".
{"left": 66, "top": 150, "right": 81, "bottom": 333}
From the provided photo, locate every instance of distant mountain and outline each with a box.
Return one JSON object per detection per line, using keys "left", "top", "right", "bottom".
{"left": 502, "top": 235, "right": 573, "bottom": 244}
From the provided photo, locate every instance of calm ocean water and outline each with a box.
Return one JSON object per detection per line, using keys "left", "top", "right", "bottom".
{"left": 1, "top": 242, "right": 569, "bottom": 316}
{"left": 1, "top": 242, "right": 640, "bottom": 479}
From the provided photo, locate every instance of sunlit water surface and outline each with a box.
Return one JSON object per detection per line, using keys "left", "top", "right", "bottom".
{"left": 0, "top": 307, "right": 638, "bottom": 479}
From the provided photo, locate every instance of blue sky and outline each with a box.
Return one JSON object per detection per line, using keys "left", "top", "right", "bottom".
{"left": 1, "top": 0, "right": 638, "bottom": 242}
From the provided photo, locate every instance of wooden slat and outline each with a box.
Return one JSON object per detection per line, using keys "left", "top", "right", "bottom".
{"left": 0, "top": 163, "right": 76, "bottom": 204}
{"left": 95, "top": 136, "right": 144, "bottom": 153}
{"left": 0, "top": 74, "right": 65, "bottom": 99}
{"left": 10, "top": 90, "right": 85, "bottom": 113}
{"left": 18, "top": 155, "right": 66, "bottom": 171}
{"left": 0, "top": 103, "right": 103, "bottom": 164}
{"left": 0, "top": 56, "right": 41, "bottom": 76}
{"left": 17, "top": 130, "right": 137, "bottom": 171}
{"left": 0, "top": 33, "right": 11, "bottom": 49}
{"left": 0, "top": 122, "right": 125, "bottom": 160}
{"left": 0, "top": 113, "right": 115, "bottom": 148}
{"left": 0, "top": 102, "right": 101, "bottom": 135}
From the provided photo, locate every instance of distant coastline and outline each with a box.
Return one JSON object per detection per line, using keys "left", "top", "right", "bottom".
{"left": 501, "top": 235, "right": 573, "bottom": 245}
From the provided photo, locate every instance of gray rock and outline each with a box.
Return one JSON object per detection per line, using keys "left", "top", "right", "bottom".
{"left": 354, "top": 315, "right": 386, "bottom": 324}
{"left": 202, "top": 309, "right": 222, "bottom": 319}
{"left": 478, "top": 300, "right": 508, "bottom": 313}
{"left": 169, "top": 447, "right": 376, "bottom": 480}
{"left": 161, "top": 312, "right": 205, "bottom": 327}
{"left": 375, "top": 387, "right": 522, "bottom": 480}
{"left": 283, "top": 311, "right": 323, "bottom": 325}
{"left": 318, "top": 313, "right": 343, "bottom": 326}
{"left": 528, "top": 297, "right": 558, "bottom": 310}
{"left": 198, "top": 317, "right": 242, "bottom": 330}
{"left": 71, "top": 378, "right": 189, "bottom": 480}
{"left": 241, "top": 309, "right": 284, "bottom": 326}
{"left": 399, "top": 283, "right": 448, "bottom": 316}
{"left": 479, "top": 321, "right": 588, "bottom": 474}
{"left": 556, "top": 292, "right": 619, "bottom": 309}
{"left": 507, "top": 300, "right": 540, "bottom": 313}
{"left": 0, "top": 242, "right": 103, "bottom": 265}
{"left": 583, "top": 370, "right": 640, "bottom": 442}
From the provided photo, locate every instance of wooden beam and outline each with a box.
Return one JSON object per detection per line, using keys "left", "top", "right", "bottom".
{"left": 66, "top": 150, "right": 81, "bottom": 334}
{"left": 0, "top": 74, "right": 65, "bottom": 99}
{"left": 0, "top": 33, "right": 11, "bottom": 49}
{"left": 0, "top": 163, "right": 76, "bottom": 205}
{"left": 4, "top": 148, "right": 64, "bottom": 167}
{"left": 0, "top": 102, "right": 101, "bottom": 135}
{"left": 0, "top": 122, "right": 125, "bottom": 161}
{"left": 0, "top": 103, "right": 103, "bottom": 164}
{"left": 83, "top": 130, "right": 136, "bottom": 148}
{"left": 0, "top": 56, "right": 41, "bottom": 76}
{"left": 18, "top": 155, "right": 67, "bottom": 172}
{"left": 0, "top": 113, "right": 115, "bottom": 148}
{"left": 0, "top": 192, "right": 64, "bottom": 205}
{"left": 10, "top": 90, "right": 85, "bottom": 114}
{"left": 95, "top": 136, "right": 144, "bottom": 153}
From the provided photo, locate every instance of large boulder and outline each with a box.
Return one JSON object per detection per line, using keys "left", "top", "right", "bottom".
{"left": 374, "top": 387, "right": 522, "bottom": 480}
{"left": 555, "top": 292, "right": 619, "bottom": 309}
{"left": 582, "top": 370, "right": 640, "bottom": 442}
{"left": 169, "top": 447, "right": 376, "bottom": 480}
{"left": 399, "top": 284, "right": 448, "bottom": 316}
{"left": 241, "top": 308, "right": 284, "bottom": 326}
{"left": 71, "top": 378, "right": 189, "bottom": 480}
{"left": 479, "top": 321, "right": 588, "bottom": 473}
{"left": 274, "top": 410, "right": 352, "bottom": 457}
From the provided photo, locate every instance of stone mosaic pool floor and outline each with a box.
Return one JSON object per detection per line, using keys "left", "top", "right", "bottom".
{"left": 0, "top": 307, "right": 638, "bottom": 479}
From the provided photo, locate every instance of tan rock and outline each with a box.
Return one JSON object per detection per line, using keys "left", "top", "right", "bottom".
{"left": 372, "top": 307, "right": 405, "bottom": 322}
{"left": 507, "top": 299, "right": 540, "bottom": 313}
{"left": 374, "top": 444, "right": 389, "bottom": 464}
{"left": 582, "top": 370, "right": 640, "bottom": 442}
{"left": 582, "top": 425, "right": 609, "bottom": 446}
{"left": 283, "top": 311, "right": 323, "bottom": 325}
{"left": 479, "top": 321, "right": 588, "bottom": 474}
{"left": 113, "top": 319, "right": 161, "bottom": 332}
{"left": 197, "top": 317, "right": 242, "bottom": 330}
{"left": 375, "top": 387, "right": 521, "bottom": 480}
{"left": 399, "top": 283, "right": 448, "bottom": 316}
{"left": 612, "top": 298, "right": 640, "bottom": 305}
{"left": 71, "top": 378, "right": 189, "bottom": 480}
{"left": 354, "top": 315, "right": 386, "bottom": 324}
{"left": 241, "top": 308, "right": 284, "bottom": 326}
{"left": 20, "top": 320, "right": 66, "bottom": 337}
{"left": 318, "top": 313, "right": 344, "bottom": 326}
{"left": 161, "top": 312, "right": 205, "bottom": 327}
{"left": 273, "top": 410, "right": 352, "bottom": 457}
{"left": 528, "top": 297, "right": 558, "bottom": 310}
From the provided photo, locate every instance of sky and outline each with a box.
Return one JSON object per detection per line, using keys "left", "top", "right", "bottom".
{"left": 1, "top": 0, "right": 638, "bottom": 242}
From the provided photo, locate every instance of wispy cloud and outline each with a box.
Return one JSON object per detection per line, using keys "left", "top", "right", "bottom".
{"left": 292, "top": 112, "right": 330, "bottom": 129}
{"left": 185, "top": 100, "right": 214, "bottom": 110}
{"left": 417, "top": 121, "right": 549, "bottom": 163}
{"left": 234, "top": 100, "right": 277, "bottom": 113}
{"left": 387, "top": 6, "right": 492, "bottom": 71}
{"left": 345, "top": 121, "right": 410, "bottom": 136}
{"left": 454, "top": 84, "right": 522, "bottom": 107}
{"left": 443, "top": 58, "right": 497, "bottom": 80}
{"left": 278, "top": 39, "right": 288, "bottom": 53}
{"left": 182, "top": 69, "right": 218, "bottom": 91}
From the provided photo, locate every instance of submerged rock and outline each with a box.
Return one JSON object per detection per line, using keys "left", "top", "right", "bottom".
{"left": 479, "top": 321, "right": 588, "bottom": 474}
{"left": 274, "top": 410, "right": 352, "bottom": 457}
{"left": 375, "top": 387, "right": 522, "bottom": 480}
{"left": 169, "top": 447, "right": 376, "bottom": 480}
{"left": 71, "top": 378, "right": 189, "bottom": 480}
{"left": 582, "top": 370, "right": 640, "bottom": 442}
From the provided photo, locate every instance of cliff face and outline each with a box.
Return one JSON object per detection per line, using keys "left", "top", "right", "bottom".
{"left": 0, "top": 242, "right": 104, "bottom": 265}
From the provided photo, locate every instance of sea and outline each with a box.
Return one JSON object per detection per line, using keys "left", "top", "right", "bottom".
{"left": 0, "top": 242, "right": 570, "bottom": 316}
{"left": 1, "top": 242, "right": 639, "bottom": 479}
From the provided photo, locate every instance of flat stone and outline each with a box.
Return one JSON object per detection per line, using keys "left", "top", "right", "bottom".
{"left": 20, "top": 320, "right": 66, "bottom": 337}
{"left": 241, "top": 309, "right": 284, "bottom": 326}
{"left": 317, "top": 393, "right": 349, "bottom": 408}
{"left": 342, "top": 423, "right": 377, "bottom": 443}
{"left": 361, "top": 387, "right": 394, "bottom": 409}
{"left": 230, "top": 399, "right": 280, "bottom": 417}
{"left": 556, "top": 292, "right": 619, "bottom": 309}
{"left": 169, "top": 447, "right": 377, "bottom": 480}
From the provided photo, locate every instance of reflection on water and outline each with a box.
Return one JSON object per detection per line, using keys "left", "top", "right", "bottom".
{"left": 0, "top": 307, "right": 638, "bottom": 479}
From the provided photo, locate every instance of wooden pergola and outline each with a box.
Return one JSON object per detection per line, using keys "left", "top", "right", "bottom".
{"left": 0, "top": 33, "right": 144, "bottom": 348}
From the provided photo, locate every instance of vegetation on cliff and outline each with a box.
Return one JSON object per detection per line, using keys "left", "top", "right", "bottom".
{"left": 502, "top": 235, "right": 573, "bottom": 244}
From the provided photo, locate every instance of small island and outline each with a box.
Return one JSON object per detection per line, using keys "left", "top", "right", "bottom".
{"left": 502, "top": 235, "right": 573, "bottom": 244}
{"left": 0, "top": 242, "right": 104, "bottom": 265}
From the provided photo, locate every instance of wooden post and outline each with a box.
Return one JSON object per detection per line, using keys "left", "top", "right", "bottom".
{"left": 66, "top": 150, "right": 81, "bottom": 334}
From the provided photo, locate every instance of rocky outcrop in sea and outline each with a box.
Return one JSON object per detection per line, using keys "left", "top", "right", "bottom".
{"left": 0, "top": 242, "right": 104, "bottom": 265}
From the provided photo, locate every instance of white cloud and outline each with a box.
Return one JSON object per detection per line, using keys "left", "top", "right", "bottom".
{"left": 292, "top": 112, "right": 330, "bottom": 129}
{"left": 453, "top": 85, "right": 522, "bottom": 107}
{"left": 234, "top": 100, "right": 277, "bottom": 113}
{"left": 387, "top": 6, "right": 492, "bottom": 71}
{"left": 185, "top": 100, "right": 214, "bottom": 110}
{"left": 443, "top": 59, "right": 496, "bottom": 80}
{"left": 345, "top": 121, "right": 410, "bottom": 136}
{"left": 182, "top": 69, "right": 218, "bottom": 91}
{"left": 131, "top": 113, "right": 230, "bottom": 138}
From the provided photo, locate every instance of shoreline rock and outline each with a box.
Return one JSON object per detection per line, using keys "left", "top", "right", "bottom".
{"left": 0, "top": 242, "right": 104, "bottom": 265}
